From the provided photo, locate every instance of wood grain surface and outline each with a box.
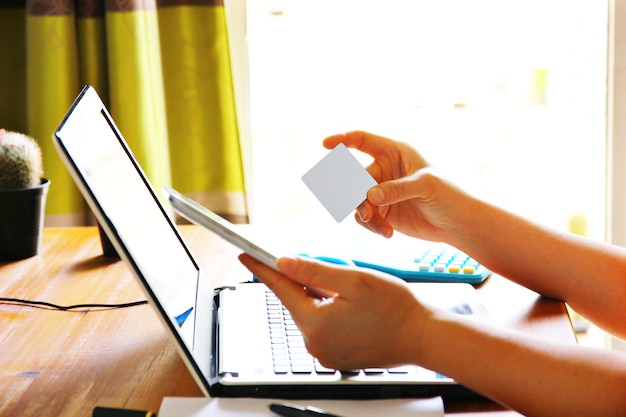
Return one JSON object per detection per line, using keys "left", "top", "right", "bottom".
{"left": 0, "top": 226, "right": 575, "bottom": 416}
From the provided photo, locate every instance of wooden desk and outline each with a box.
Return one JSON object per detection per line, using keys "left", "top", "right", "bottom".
{"left": 0, "top": 227, "right": 576, "bottom": 416}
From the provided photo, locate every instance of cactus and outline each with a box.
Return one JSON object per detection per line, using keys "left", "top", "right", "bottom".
{"left": 0, "top": 128, "right": 43, "bottom": 190}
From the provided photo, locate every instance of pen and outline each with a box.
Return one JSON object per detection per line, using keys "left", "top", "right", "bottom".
{"left": 92, "top": 406, "right": 156, "bottom": 417}
{"left": 269, "top": 402, "right": 344, "bottom": 417}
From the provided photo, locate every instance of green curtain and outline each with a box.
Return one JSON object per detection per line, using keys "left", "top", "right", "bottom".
{"left": 0, "top": 0, "right": 248, "bottom": 225}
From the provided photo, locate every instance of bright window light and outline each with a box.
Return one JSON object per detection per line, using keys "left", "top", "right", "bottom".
{"left": 247, "top": 0, "right": 608, "bottom": 240}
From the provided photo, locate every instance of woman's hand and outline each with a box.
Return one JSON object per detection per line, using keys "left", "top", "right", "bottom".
{"left": 238, "top": 253, "right": 431, "bottom": 370}
{"left": 323, "top": 131, "right": 470, "bottom": 243}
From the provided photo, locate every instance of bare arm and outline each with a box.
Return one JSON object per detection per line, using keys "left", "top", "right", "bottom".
{"left": 323, "top": 131, "right": 626, "bottom": 339}
{"left": 417, "top": 307, "right": 626, "bottom": 417}
{"left": 248, "top": 131, "right": 626, "bottom": 415}
{"left": 239, "top": 254, "right": 626, "bottom": 417}
{"left": 444, "top": 194, "right": 626, "bottom": 339}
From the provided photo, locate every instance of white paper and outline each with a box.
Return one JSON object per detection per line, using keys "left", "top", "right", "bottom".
{"left": 159, "top": 396, "right": 444, "bottom": 417}
{"left": 302, "top": 143, "right": 377, "bottom": 222}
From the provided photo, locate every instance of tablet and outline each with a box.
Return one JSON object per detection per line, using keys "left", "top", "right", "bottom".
{"left": 163, "top": 187, "right": 279, "bottom": 271}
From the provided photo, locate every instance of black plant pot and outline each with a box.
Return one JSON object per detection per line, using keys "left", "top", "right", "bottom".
{"left": 0, "top": 178, "right": 50, "bottom": 261}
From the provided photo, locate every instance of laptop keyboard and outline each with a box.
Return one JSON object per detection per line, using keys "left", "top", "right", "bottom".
{"left": 266, "top": 290, "right": 412, "bottom": 376}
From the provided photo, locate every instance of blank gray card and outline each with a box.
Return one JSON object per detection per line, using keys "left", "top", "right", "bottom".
{"left": 302, "top": 143, "right": 377, "bottom": 222}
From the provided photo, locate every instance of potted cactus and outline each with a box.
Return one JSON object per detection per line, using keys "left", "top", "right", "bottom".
{"left": 0, "top": 128, "right": 50, "bottom": 260}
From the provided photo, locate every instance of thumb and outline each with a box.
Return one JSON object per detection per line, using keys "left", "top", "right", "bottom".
{"left": 277, "top": 256, "right": 354, "bottom": 295}
{"left": 368, "top": 168, "right": 439, "bottom": 206}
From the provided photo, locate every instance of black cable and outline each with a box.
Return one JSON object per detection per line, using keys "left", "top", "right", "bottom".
{"left": 0, "top": 297, "right": 148, "bottom": 312}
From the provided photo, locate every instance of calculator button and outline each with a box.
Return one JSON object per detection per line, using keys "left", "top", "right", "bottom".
{"left": 418, "top": 263, "right": 431, "bottom": 271}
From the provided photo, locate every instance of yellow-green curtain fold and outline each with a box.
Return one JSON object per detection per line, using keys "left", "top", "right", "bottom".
{"left": 76, "top": 2, "right": 108, "bottom": 106}
{"left": 0, "top": 3, "right": 27, "bottom": 133}
{"left": 105, "top": 2, "right": 171, "bottom": 198}
{"left": 26, "top": 2, "right": 83, "bottom": 224}
{"left": 0, "top": 0, "right": 247, "bottom": 225}
{"left": 158, "top": 1, "right": 246, "bottom": 221}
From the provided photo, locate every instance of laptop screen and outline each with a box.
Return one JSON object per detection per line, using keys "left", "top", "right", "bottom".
{"left": 54, "top": 87, "right": 200, "bottom": 348}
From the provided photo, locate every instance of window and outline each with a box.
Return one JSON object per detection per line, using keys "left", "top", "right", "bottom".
{"left": 245, "top": 0, "right": 608, "bottom": 241}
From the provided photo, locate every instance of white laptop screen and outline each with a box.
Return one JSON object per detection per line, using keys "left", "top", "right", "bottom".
{"left": 54, "top": 87, "right": 200, "bottom": 348}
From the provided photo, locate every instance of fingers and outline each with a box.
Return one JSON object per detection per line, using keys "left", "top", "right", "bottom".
{"left": 276, "top": 256, "right": 357, "bottom": 295}
{"left": 237, "top": 254, "right": 356, "bottom": 311}
{"left": 323, "top": 131, "right": 428, "bottom": 187}
{"left": 240, "top": 252, "right": 423, "bottom": 369}
{"left": 369, "top": 168, "right": 440, "bottom": 206}
{"left": 237, "top": 254, "right": 311, "bottom": 313}
{"left": 355, "top": 202, "right": 394, "bottom": 238}
{"left": 323, "top": 131, "right": 396, "bottom": 158}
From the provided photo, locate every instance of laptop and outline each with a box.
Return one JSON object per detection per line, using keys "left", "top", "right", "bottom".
{"left": 53, "top": 85, "right": 491, "bottom": 400}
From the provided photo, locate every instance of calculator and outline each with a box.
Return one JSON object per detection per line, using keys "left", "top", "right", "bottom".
{"left": 350, "top": 245, "right": 490, "bottom": 284}
{"left": 308, "top": 240, "right": 491, "bottom": 285}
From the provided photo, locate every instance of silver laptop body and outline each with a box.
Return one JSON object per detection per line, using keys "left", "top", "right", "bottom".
{"left": 53, "top": 85, "right": 487, "bottom": 400}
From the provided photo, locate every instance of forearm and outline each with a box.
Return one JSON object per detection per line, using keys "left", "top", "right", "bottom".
{"left": 445, "top": 194, "right": 626, "bottom": 337}
{"left": 414, "top": 311, "right": 626, "bottom": 417}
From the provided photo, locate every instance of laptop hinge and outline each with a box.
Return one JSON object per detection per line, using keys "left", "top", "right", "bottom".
{"left": 215, "top": 288, "right": 240, "bottom": 376}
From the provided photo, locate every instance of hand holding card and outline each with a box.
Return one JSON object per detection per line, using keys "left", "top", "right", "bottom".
{"left": 302, "top": 143, "right": 377, "bottom": 222}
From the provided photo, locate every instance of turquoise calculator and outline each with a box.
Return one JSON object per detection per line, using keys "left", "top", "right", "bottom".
{"left": 350, "top": 246, "right": 490, "bottom": 284}
{"left": 305, "top": 242, "right": 490, "bottom": 285}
